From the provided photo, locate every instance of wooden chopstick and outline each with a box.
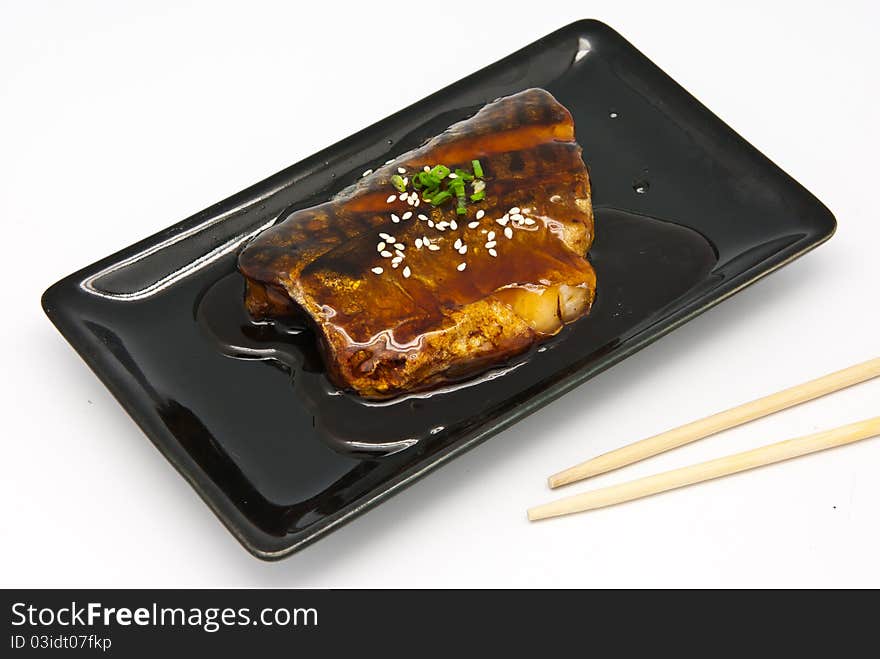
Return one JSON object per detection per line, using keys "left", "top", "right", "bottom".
{"left": 528, "top": 416, "right": 880, "bottom": 521}
{"left": 548, "top": 357, "right": 880, "bottom": 489}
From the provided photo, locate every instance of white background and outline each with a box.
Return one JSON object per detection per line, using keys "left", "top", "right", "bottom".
{"left": 2, "top": 0, "right": 878, "bottom": 588}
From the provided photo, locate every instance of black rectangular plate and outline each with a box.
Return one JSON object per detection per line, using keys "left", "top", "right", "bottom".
{"left": 42, "top": 20, "right": 835, "bottom": 559}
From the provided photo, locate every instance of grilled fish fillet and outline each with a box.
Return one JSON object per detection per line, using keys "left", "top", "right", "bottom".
{"left": 239, "top": 88, "right": 596, "bottom": 399}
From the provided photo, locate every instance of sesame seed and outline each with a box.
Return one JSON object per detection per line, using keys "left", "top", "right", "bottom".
{"left": 371, "top": 267, "right": 383, "bottom": 274}
{"left": 458, "top": 246, "right": 467, "bottom": 254}
{"left": 392, "top": 256, "right": 402, "bottom": 263}
{"left": 485, "top": 241, "right": 497, "bottom": 248}
{"left": 402, "top": 176, "right": 408, "bottom": 186}
{"left": 415, "top": 238, "right": 423, "bottom": 249}
{"left": 436, "top": 224, "right": 446, "bottom": 231}
{"left": 398, "top": 193, "right": 407, "bottom": 201}
{"left": 450, "top": 220, "right": 458, "bottom": 230}
{"left": 380, "top": 232, "right": 394, "bottom": 241}
{"left": 454, "top": 238, "right": 463, "bottom": 249}
{"left": 510, "top": 207, "right": 521, "bottom": 215}
{"left": 504, "top": 227, "right": 514, "bottom": 239}
{"left": 511, "top": 213, "right": 524, "bottom": 223}
{"left": 402, "top": 266, "right": 411, "bottom": 278}
{"left": 487, "top": 231, "right": 496, "bottom": 240}
{"left": 377, "top": 242, "right": 386, "bottom": 251}
{"left": 476, "top": 209, "right": 485, "bottom": 220}
{"left": 428, "top": 244, "right": 440, "bottom": 251}
{"left": 468, "top": 221, "right": 480, "bottom": 229}
{"left": 428, "top": 220, "right": 434, "bottom": 228}
{"left": 402, "top": 211, "right": 412, "bottom": 220}
{"left": 423, "top": 165, "right": 431, "bottom": 172}
{"left": 395, "top": 243, "right": 405, "bottom": 250}
{"left": 395, "top": 251, "right": 404, "bottom": 258}
{"left": 414, "top": 197, "right": 420, "bottom": 207}
{"left": 524, "top": 217, "right": 536, "bottom": 225}
{"left": 380, "top": 250, "right": 393, "bottom": 258}
{"left": 397, "top": 167, "right": 406, "bottom": 174}
{"left": 448, "top": 172, "right": 458, "bottom": 179}
{"left": 418, "top": 214, "right": 428, "bottom": 221}
{"left": 362, "top": 169, "right": 373, "bottom": 177}
{"left": 391, "top": 214, "right": 400, "bottom": 223}
{"left": 423, "top": 236, "right": 430, "bottom": 245}
{"left": 392, "top": 262, "right": 400, "bottom": 268}
{"left": 386, "top": 195, "right": 396, "bottom": 203}
{"left": 497, "top": 215, "right": 509, "bottom": 226}
{"left": 457, "top": 262, "right": 467, "bottom": 271}
{"left": 489, "top": 248, "right": 498, "bottom": 257}
{"left": 550, "top": 194, "right": 562, "bottom": 203}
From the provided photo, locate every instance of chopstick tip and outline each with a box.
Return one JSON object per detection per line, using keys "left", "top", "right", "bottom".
{"left": 527, "top": 504, "right": 556, "bottom": 522}
{"left": 547, "top": 471, "right": 571, "bottom": 489}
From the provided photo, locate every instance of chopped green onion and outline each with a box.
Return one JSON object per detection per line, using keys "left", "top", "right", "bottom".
{"left": 419, "top": 172, "right": 440, "bottom": 188}
{"left": 429, "top": 189, "right": 452, "bottom": 205}
{"left": 390, "top": 174, "right": 406, "bottom": 192}
{"left": 392, "top": 159, "right": 487, "bottom": 213}
{"left": 449, "top": 178, "right": 466, "bottom": 196}
{"left": 430, "top": 164, "right": 450, "bottom": 180}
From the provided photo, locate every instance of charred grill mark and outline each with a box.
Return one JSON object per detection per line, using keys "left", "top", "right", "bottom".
{"left": 506, "top": 151, "right": 526, "bottom": 174}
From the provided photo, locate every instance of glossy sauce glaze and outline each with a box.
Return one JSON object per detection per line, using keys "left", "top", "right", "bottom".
{"left": 199, "top": 208, "right": 717, "bottom": 458}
